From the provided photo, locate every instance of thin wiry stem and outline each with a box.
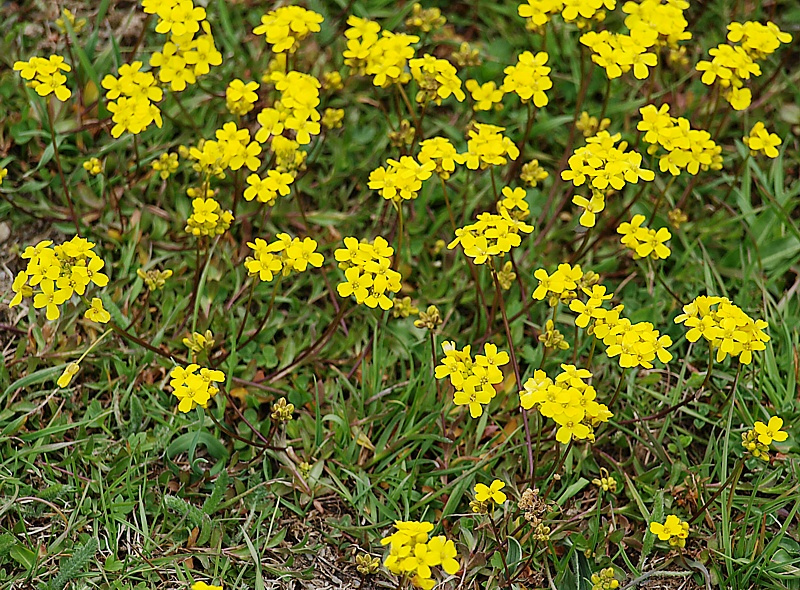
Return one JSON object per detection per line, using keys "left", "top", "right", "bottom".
{"left": 491, "top": 267, "right": 535, "bottom": 480}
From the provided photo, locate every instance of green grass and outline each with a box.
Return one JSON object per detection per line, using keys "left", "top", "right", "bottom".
{"left": 1, "top": 0, "right": 800, "bottom": 589}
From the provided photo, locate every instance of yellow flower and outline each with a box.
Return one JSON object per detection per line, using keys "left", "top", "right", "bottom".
{"left": 137, "top": 268, "right": 173, "bottom": 291}
{"left": 33, "top": 279, "right": 71, "bottom": 320}
{"left": 649, "top": 515, "right": 690, "bottom": 548}
{"left": 465, "top": 79, "right": 505, "bottom": 111}
{"left": 474, "top": 479, "right": 507, "bottom": 504}
{"left": 57, "top": 362, "right": 80, "bottom": 388}
{"left": 84, "top": 298, "right": 110, "bottom": 323}
{"left": 192, "top": 583, "right": 222, "bottom": 590}
{"left": 754, "top": 416, "right": 788, "bottom": 446}
{"left": 226, "top": 79, "right": 259, "bottom": 116}
{"left": 744, "top": 122, "right": 781, "bottom": 158}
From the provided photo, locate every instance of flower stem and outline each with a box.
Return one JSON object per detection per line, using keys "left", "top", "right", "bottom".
{"left": 46, "top": 100, "right": 80, "bottom": 234}
{"left": 543, "top": 440, "right": 573, "bottom": 500}
{"left": 608, "top": 368, "right": 628, "bottom": 408}
{"left": 689, "top": 459, "right": 743, "bottom": 525}
{"left": 491, "top": 267, "right": 535, "bottom": 480}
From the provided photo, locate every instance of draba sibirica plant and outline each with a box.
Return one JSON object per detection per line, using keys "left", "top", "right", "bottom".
{"left": 4, "top": 0, "right": 798, "bottom": 588}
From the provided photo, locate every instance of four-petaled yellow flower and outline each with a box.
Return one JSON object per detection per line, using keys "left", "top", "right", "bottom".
{"left": 84, "top": 298, "right": 111, "bottom": 323}
{"left": 744, "top": 122, "right": 781, "bottom": 158}
{"left": 474, "top": 480, "right": 507, "bottom": 505}
{"left": 754, "top": 416, "right": 788, "bottom": 446}
{"left": 649, "top": 515, "right": 690, "bottom": 548}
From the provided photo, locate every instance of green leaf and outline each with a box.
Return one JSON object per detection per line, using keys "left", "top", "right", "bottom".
{"left": 506, "top": 536, "right": 523, "bottom": 569}
{"left": 556, "top": 477, "right": 589, "bottom": 506}
{"left": 9, "top": 543, "right": 36, "bottom": 571}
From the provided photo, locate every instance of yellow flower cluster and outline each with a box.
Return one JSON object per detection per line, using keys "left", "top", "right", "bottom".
{"left": 244, "top": 234, "right": 323, "bottom": 282}
{"left": 520, "top": 365, "right": 613, "bottom": 444}
{"left": 448, "top": 209, "right": 534, "bottom": 265}
{"left": 599, "top": 307, "right": 673, "bottom": 369}
{"left": 137, "top": 267, "right": 173, "bottom": 291}
{"left": 531, "top": 264, "right": 673, "bottom": 368}
{"left": 622, "top": 0, "right": 691, "bottom": 48}
{"left": 14, "top": 55, "right": 72, "bottom": 101}
{"left": 576, "top": 111, "right": 610, "bottom": 137}
{"left": 10, "top": 237, "right": 109, "bottom": 321}
{"left": 409, "top": 54, "right": 466, "bottom": 106}
{"left": 502, "top": 51, "right": 552, "bottom": 107}
{"left": 532, "top": 263, "right": 585, "bottom": 304}
{"left": 727, "top": 21, "right": 793, "bottom": 59}
{"left": 580, "top": 30, "right": 657, "bottom": 80}
{"left": 499, "top": 186, "right": 531, "bottom": 219}
{"left": 638, "top": 104, "right": 722, "bottom": 175}
{"left": 321, "top": 71, "right": 343, "bottom": 91}
{"left": 186, "top": 122, "right": 262, "bottom": 177}
{"left": 244, "top": 170, "right": 295, "bottom": 206}
{"left": 649, "top": 515, "right": 690, "bottom": 548}
{"left": 562, "top": 0, "right": 614, "bottom": 24}
{"left": 169, "top": 364, "right": 225, "bottom": 412}
{"left": 562, "top": 131, "right": 654, "bottom": 193}
{"left": 257, "top": 71, "right": 321, "bottom": 146}
{"left": 102, "top": 61, "right": 163, "bottom": 138}
{"left": 369, "top": 156, "right": 436, "bottom": 204}
{"left": 517, "top": 0, "right": 561, "bottom": 31}
{"left": 83, "top": 157, "right": 103, "bottom": 176}
{"left": 226, "top": 79, "right": 259, "bottom": 116}
{"left": 674, "top": 295, "right": 769, "bottom": 364}
{"left": 742, "top": 415, "right": 787, "bottom": 461}
{"left": 405, "top": 3, "right": 446, "bottom": 33}
{"left": 381, "top": 521, "right": 459, "bottom": 590}
{"left": 253, "top": 6, "right": 323, "bottom": 53}
{"left": 435, "top": 342, "right": 509, "bottom": 418}
{"left": 343, "top": 16, "right": 419, "bottom": 88}
{"left": 0, "top": 168, "right": 7, "bottom": 186}
{"left": 55, "top": 8, "right": 87, "bottom": 34}
{"left": 335, "top": 236, "right": 401, "bottom": 310}
{"left": 591, "top": 567, "right": 620, "bottom": 590}
{"left": 152, "top": 152, "right": 179, "bottom": 180}
{"left": 217, "top": 122, "right": 262, "bottom": 170}
{"left": 744, "top": 122, "right": 782, "bottom": 158}
{"left": 183, "top": 330, "right": 214, "bottom": 355}
{"left": 322, "top": 108, "right": 344, "bottom": 129}
{"left": 518, "top": 0, "right": 614, "bottom": 31}
{"left": 185, "top": 197, "right": 233, "bottom": 237}
{"left": 696, "top": 21, "right": 790, "bottom": 110}
{"left": 520, "top": 159, "right": 549, "bottom": 187}
{"left": 271, "top": 136, "right": 307, "bottom": 176}
{"left": 617, "top": 214, "right": 672, "bottom": 260}
{"left": 146, "top": 0, "right": 222, "bottom": 92}
{"left": 579, "top": 0, "right": 692, "bottom": 79}
{"left": 461, "top": 123, "right": 520, "bottom": 170}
